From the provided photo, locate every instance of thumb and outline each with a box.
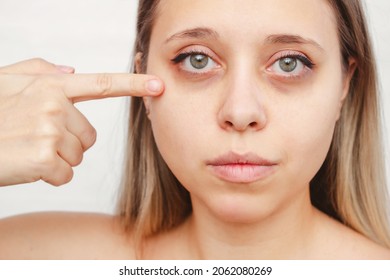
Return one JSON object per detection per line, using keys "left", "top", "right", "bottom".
{"left": 0, "top": 58, "right": 75, "bottom": 74}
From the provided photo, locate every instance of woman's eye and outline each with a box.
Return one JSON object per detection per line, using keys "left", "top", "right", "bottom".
{"left": 268, "top": 54, "right": 314, "bottom": 78}
{"left": 172, "top": 52, "right": 218, "bottom": 74}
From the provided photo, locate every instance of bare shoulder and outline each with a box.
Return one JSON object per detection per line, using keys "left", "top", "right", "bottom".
{"left": 0, "top": 212, "right": 136, "bottom": 259}
{"left": 313, "top": 210, "right": 390, "bottom": 259}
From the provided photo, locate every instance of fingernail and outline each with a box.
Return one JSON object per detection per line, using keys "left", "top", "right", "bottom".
{"left": 55, "top": 65, "right": 75, "bottom": 73}
{"left": 146, "top": 79, "right": 163, "bottom": 93}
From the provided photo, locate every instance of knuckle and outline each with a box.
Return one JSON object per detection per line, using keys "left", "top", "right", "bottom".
{"left": 58, "top": 168, "right": 74, "bottom": 186}
{"left": 31, "top": 137, "right": 62, "bottom": 168}
{"left": 95, "top": 73, "right": 113, "bottom": 96}
{"left": 31, "top": 74, "right": 55, "bottom": 88}
{"left": 73, "top": 152, "right": 84, "bottom": 167}
{"left": 41, "top": 100, "right": 65, "bottom": 117}
{"left": 81, "top": 125, "right": 97, "bottom": 150}
{"left": 37, "top": 122, "right": 63, "bottom": 142}
{"left": 72, "top": 152, "right": 84, "bottom": 167}
{"left": 68, "top": 142, "right": 84, "bottom": 167}
{"left": 34, "top": 147, "right": 58, "bottom": 169}
{"left": 28, "top": 58, "right": 52, "bottom": 70}
{"left": 128, "top": 74, "right": 145, "bottom": 95}
{"left": 48, "top": 167, "right": 74, "bottom": 187}
{"left": 21, "top": 75, "right": 67, "bottom": 104}
{"left": 25, "top": 75, "right": 58, "bottom": 97}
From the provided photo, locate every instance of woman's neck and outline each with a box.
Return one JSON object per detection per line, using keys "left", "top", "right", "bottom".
{"left": 184, "top": 190, "right": 319, "bottom": 259}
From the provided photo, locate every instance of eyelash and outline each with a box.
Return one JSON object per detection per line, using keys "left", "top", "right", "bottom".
{"left": 172, "top": 52, "right": 194, "bottom": 63}
{"left": 171, "top": 50, "right": 315, "bottom": 79}
{"left": 171, "top": 50, "right": 211, "bottom": 64}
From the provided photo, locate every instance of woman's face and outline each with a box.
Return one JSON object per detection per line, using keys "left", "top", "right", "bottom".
{"left": 144, "top": 0, "right": 350, "bottom": 222}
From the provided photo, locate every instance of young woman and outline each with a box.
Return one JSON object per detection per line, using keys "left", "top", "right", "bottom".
{"left": 0, "top": 0, "right": 389, "bottom": 259}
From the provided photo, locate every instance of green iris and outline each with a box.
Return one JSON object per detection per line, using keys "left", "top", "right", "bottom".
{"left": 279, "top": 57, "right": 297, "bottom": 72}
{"left": 190, "top": 54, "right": 209, "bottom": 69}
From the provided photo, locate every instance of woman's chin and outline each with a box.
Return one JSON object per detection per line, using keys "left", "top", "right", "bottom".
{"left": 204, "top": 195, "right": 276, "bottom": 225}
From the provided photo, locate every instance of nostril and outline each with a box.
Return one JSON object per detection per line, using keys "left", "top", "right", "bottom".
{"left": 249, "top": 122, "right": 258, "bottom": 127}
{"left": 225, "top": 120, "right": 234, "bottom": 127}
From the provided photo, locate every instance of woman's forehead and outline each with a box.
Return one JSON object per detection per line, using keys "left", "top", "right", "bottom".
{"left": 153, "top": 0, "right": 337, "bottom": 49}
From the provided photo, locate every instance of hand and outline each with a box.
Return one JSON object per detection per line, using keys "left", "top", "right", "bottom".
{"left": 0, "top": 58, "right": 163, "bottom": 186}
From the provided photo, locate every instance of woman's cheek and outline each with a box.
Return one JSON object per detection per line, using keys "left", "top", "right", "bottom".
{"left": 148, "top": 80, "right": 211, "bottom": 166}
{"left": 277, "top": 91, "right": 339, "bottom": 185}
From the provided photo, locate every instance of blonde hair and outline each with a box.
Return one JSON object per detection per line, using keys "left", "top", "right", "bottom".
{"left": 118, "top": 0, "right": 390, "bottom": 248}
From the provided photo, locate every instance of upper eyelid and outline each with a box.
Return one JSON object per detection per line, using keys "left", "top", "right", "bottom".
{"left": 267, "top": 50, "right": 314, "bottom": 66}
{"left": 171, "top": 45, "right": 219, "bottom": 61}
{"left": 171, "top": 51, "right": 214, "bottom": 64}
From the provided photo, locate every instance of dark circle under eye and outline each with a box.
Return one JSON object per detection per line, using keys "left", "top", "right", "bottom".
{"left": 279, "top": 57, "right": 297, "bottom": 72}
{"left": 190, "top": 54, "right": 209, "bottom": 69}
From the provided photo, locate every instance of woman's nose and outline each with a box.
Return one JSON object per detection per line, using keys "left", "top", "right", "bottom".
{"left": 217, "top": 75, "right": 267, "bottom": 132}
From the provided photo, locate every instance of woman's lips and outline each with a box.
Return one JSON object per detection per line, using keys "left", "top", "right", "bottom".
{"left": 206, "top": 152, "right": 278, "bottom": 183}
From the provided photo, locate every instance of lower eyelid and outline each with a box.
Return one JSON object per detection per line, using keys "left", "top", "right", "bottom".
{"left": 176, "top": 54, "right": 220, "bottom": 74}
{"left": 266, "top": 67, "right": 311, "bottom": 81}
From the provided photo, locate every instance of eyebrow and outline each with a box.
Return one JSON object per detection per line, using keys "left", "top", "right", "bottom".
{"left": 264, "top": 34, "right": 324, "bottom": 52}
{"left": 164, "top": 27, "right": 219, "bottom": 44}
{"left": 164, "top": 27, "right": 324, "bottom": 52}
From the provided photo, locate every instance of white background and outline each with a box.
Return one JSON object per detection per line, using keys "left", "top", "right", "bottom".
{"left": 0, "top": 0, "right": 389, "bottom": 218}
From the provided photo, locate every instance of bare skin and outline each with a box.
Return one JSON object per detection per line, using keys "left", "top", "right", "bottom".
{"left": 0, "top": 213, "right": 136, "bottom": 260}
{"left": 1, "top": 0, "right": 390, "bottom": 259}
{"left": 144, "top": 209, "right": 390, "bottom": 259}
{"left": 0, "top": 211, "right": 389, "bottom": 259}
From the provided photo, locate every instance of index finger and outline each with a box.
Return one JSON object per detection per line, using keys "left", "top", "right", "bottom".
{"left": 61, "top": 73, "right": 164, "bottom": 103}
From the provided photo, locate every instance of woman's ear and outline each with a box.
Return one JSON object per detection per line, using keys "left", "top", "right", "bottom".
{"left": 340, "top": 58, "right": 357, "bottom": 104}
{"left": 143, "top": 96, "right": 151, "bottom": 119}
{"left": 337, "top": 58, "right": 357, "bottom": 119}
{"left": 135, "top": 52, "right": 143, "bottom": 74}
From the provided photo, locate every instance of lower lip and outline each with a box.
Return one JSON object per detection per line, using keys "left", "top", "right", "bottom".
{"left": 208, "top": 164, "right": 276, "bottom": 183}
